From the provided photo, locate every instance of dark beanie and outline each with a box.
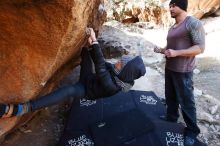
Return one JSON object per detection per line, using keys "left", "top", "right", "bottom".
{"left": 170, "top": 0, "right": 188, "bottom": 11}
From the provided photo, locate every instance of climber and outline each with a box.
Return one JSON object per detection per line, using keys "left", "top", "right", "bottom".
{"left": 0, "top": 28, "right": 146, "bottom": 118}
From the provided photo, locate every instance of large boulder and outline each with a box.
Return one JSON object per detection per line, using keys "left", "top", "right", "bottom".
{"left": 0, "top": 0, "right": 106, "bottom": 139}
{"left": 188, "top": 0, "right": 220, "bottom": 18}
{"left": 105, "top": 0, "right": 220, "bottom": 25}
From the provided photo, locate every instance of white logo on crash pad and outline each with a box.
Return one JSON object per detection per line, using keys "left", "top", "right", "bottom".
{"left": 166, "top": 132, "right": 184, "bottom": 146}
{"left": 80, "top": 98, "right": 96, "bottom": 107}
{"left": 68, "top": 135, "right": 94, "bottom": 146}
{"left": 140, "top": 95, "right": 157, "bottom": 105}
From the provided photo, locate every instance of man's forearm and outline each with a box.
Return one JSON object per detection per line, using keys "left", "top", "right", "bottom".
{"left": 177, "top": 45, "right": 202, "bottom": 57}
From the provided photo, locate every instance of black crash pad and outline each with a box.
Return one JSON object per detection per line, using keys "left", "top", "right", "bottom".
{"left": 59, "top": 90, "right": 205, "bottom": 146}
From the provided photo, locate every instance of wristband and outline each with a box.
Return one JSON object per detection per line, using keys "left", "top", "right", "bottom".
{"left": 92, "top": 41, "right": 98, "bottom": 45}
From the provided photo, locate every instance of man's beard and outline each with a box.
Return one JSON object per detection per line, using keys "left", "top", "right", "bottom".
{"left": 170, "top": 12, "right": 177, "bottom": 18}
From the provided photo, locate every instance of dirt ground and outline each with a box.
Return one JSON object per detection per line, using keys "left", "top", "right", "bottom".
{"left": 1, "top": 105, "right": 68, "bottom": 146}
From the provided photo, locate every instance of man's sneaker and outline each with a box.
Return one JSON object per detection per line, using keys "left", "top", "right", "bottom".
{"left": 159, "top": 115, "right": 177, "bottom": 123}
{"left": 184, "top": 136, "right": 195, "bottom": 146}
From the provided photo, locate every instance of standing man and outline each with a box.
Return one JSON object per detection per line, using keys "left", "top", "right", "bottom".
{"left": 154, "top": 0, "right": 205, "bottom": 146}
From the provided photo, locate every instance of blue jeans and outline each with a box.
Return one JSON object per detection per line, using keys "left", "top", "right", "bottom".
{"left": 165, "top": 68, "right": 200, "bottom": 137}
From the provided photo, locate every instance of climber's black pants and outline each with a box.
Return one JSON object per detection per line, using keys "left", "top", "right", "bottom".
{"left": 30, "top": 48, "right": 93, "bottom": 111}
{"left": 30, "top": 45, "right": 119, "bottom": 111}
{"left": 30, "top": 83, "right": 85, "bottom": 111}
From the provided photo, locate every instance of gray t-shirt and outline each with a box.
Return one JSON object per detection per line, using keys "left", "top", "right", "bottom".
{"left": 166, "top": 16, "right": 205, "bottom": 72}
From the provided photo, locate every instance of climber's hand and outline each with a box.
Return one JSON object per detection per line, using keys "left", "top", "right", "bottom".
{"left": 86, "top": 28, "right": 97, "bottom": 45}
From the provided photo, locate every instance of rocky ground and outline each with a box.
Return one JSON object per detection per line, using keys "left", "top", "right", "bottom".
{"left": 1, "top": 16, "right": 220, "bottom": 146}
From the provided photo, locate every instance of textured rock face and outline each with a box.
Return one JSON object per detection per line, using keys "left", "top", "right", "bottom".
{"left": 105, "top": 0, "right": 220, "bottom": 25}
{"left": 0, "top": 0, "right": 106, "bottom": 138}
{"left": 188, "top": 0, "right": 220, "bottom": 18}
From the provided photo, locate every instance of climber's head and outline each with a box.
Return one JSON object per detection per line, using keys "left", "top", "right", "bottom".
{"left": 114, "top": 55, "right": 146, "bottom": 84}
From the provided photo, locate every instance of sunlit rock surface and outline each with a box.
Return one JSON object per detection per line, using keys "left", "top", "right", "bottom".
{"left": 105, "top": 0, "right": 220, "bottom": 25}
{"left": 187, "top": 0, "right": 220, "bottom": 18}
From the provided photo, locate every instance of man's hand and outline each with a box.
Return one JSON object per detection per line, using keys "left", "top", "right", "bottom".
{"left": 164, "top": 49, "right": 179, "bottom": 58}
{"left": 86, "top": 28, "right": 97, "bottom": 45}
